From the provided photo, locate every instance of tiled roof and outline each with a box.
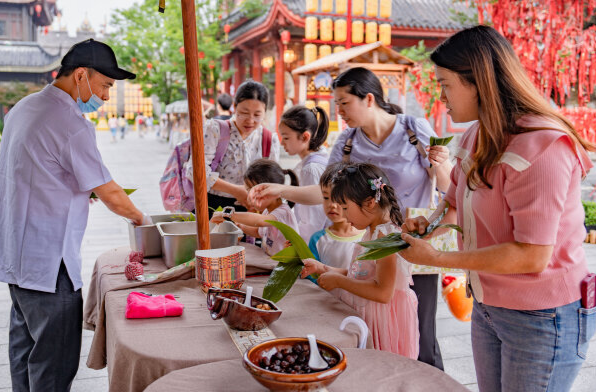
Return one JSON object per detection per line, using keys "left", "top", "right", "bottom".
{"left": 0, "top": 41, "right": 61, "bottom": 72}
{"left": 228, "top": 0, "right": 475, "bottom": 41}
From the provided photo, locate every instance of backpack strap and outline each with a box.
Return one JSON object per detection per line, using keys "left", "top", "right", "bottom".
{"left": 210, "top": 120, "right": 231, "bottom": 171}
{"left": 342, "top": 128, "right": 358, "bottom": 164}
{"left": 403, "top": 115, "right": 428, "bottom": 159}
{"left": 261, "top": 127, "right": 272, "bottom": 158}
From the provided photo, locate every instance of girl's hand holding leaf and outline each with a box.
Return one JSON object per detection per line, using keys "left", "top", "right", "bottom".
{"left": 210, "top": 211, "right": 225, "bottom": 224}
{"left": 300, "top": 258, "right": 325, "bottom": 279}
{"left": 317, "top": 271, "right": 342, "bottom": 291}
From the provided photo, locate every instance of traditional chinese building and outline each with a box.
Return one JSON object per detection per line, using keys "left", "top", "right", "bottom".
{"left": 223, "top": 0, "right": 473, "bottom": 128}
{"left": 0, "top": 0, "right": 59, "bottom": 84}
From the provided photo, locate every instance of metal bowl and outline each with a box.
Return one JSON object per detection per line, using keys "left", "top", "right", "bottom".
{"left": 207, "top": 287, "right": 281, "bottom": 331}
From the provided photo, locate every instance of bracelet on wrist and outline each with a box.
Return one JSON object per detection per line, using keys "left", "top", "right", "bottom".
{"left": 222, "top": 206, "right": 235, "bottom": 219}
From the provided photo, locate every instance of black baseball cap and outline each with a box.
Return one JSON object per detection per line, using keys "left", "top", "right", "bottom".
{"left": 61, "top": 39, "right": 136, "bottom": 80}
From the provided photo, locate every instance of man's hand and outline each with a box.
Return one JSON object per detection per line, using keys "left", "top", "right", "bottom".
{"left": 92, "top": 180, "right": 144, "bottom": 225}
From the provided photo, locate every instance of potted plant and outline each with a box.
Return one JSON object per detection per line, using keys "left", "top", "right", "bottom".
{"left": 583, "top": 200, "right": 596, "bottom": 231}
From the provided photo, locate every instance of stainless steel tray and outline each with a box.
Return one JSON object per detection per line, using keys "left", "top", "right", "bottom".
{"left": 126, "top": 213, "right": 193, "bottom": 257}
{"left": 156, "top": 221, "right": 243, "bottom": 269}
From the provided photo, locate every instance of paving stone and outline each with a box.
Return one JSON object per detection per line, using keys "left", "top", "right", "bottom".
{"left": 0, "top": 365, "right": 11, "bottom": 388}
{"left": 70, "top": 377, "right": 109, "bottom": 392}
{"left": 0, "top": 344, "right": 7, "bottom": 366}
{"left": 443, "top": 355, "right": 477, "bottom": 386}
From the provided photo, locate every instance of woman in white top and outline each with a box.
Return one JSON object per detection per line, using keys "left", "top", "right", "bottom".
{"left": 185, "top": 80, "right": 280, "bottom": 215}
{"left": 279, "top": 105, "right": 329, "bottom": 240}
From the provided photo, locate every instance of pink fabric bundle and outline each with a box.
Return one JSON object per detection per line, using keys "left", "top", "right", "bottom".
{"left": 125, "top": 292, "right": 184, "bottom": 319}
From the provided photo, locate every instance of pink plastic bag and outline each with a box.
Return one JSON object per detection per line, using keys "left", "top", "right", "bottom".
{"left": 125, "top": 292, "right": 184, "bottom": 319}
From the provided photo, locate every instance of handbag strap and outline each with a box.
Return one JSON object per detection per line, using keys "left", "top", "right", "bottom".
{"left": 210, "top": 120, "right": 231, "bottom": 171}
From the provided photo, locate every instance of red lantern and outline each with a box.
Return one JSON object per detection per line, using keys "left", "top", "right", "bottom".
{"left": 131, "top": 57, "right": 137, "bottom": 63}
{"left": 224, "top": 24, "right": 231, "bottom": 34}
{"left": 280, "top": 30, "right": 291, "bottom": 45}
{"left": 35, "top": 4, "right": 42, "bottom": 17}
{"left": 179, "top": 46, "right": 184, "bottom": 55}
{"left": 208, "top": 61, "right": 215, "bottom": 69}
{"left": 146, "top": 62, "right": 153, "bottom": 70}
{"left": 198, "top": 51, "right": 205, "bottom": 59}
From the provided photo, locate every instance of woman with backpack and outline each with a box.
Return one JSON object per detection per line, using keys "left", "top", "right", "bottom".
{"left": 185, "top": 80, "right": 280, "bottom": 215}
{"left": 249, "top": 67, "right": 452, "bottom": 370}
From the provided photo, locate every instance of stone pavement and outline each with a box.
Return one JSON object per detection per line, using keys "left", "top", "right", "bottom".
{"left": 0, "top": 129, "right": 594, "bottom": 391}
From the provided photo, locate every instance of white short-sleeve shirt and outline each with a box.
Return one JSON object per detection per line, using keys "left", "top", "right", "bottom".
{"left": 0, "top": 84, "right": 112, "bottom": 293}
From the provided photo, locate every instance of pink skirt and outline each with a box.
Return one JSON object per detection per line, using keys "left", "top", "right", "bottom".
{"left": 340, "top": 288, "right": 419, "bottom": 358}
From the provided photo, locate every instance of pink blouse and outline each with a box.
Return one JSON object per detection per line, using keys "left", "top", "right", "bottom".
{"left": 445, "top": 116, "right": 593, "bottom": 310}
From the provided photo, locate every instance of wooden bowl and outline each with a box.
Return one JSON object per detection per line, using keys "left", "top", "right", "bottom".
{"left": 206, "top": 287, "right": 282, "bottom": 331}
{"left": 243, "top": 337, "right": 346, "bottom": 391}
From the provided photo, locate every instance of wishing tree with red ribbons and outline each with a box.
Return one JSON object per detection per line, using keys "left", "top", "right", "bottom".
{"left": 476, "top": 0, "right": 596, "bottom": 106}
{"left": 407, "top": 1, "right": 596, "bottom": 141}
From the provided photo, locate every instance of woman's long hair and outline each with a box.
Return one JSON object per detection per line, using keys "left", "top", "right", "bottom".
{"left": 431, "top": 25, "right": 595, "bottom": 190}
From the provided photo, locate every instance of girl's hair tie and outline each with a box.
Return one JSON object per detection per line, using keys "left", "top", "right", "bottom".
{"left": 368, "top": 177, "right": 385, "bottom": 201}
{"left": 310, "top": 107, "right": 318, "bottom": 118}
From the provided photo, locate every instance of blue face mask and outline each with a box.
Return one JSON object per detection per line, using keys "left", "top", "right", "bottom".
{"left": 76, "top": 72, "right": 104, "bottom": 113}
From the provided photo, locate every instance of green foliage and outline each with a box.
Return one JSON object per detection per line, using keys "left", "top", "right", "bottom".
{"left": 238, "top": 0, "right": 268, "bottom": 19}
{"left": 108, "top": 0, "right": 232, "bottom": 105}
{"left": 583, "top": 200, "right": 596, "bottom": 226}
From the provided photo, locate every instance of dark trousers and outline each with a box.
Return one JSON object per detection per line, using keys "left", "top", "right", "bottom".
{"left": 411, "top": 274, "right": 444, "bottom": 370}
{"left": 8, "top": 262, "right": 83, "bottom": 392}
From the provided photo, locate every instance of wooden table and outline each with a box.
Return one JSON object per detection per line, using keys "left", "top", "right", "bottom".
{"left": 145, "top": 348, "right": 468, "bottom": 392}
{"left": 83, "top": 245, "right": 372, "bottom": 392}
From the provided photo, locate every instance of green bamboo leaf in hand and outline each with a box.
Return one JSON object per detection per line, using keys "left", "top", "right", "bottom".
{"left": 271, "top": 246, "right": 301, "bottom": 263}
{"left": 430, "top": 136, "right": 454, "bottom": 146}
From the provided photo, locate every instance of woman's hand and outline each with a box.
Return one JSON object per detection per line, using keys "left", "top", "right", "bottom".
{"left": 317, "top": 271, "right": 342, "bottom": 291}
{"left": 399, "top": 233, "right": 441, "bottom": 266}
{"left": 248, "top": 183, "right": 284, "bottom": 210}
{"left": 300, "top": 258, "right": 325, "bottom": 278}
{"left": 426, "top": 145, "right": 450, "bottom": 167}
{"left": 401, "top": 216, "right": 430, "bottom": 235}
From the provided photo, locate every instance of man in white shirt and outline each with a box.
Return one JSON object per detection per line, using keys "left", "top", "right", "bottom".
{"left": 0, "top": 39, "right": 148, "bottom": 391}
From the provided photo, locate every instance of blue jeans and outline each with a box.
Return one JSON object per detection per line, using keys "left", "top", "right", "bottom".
{"left": 471, "top": 299, "right": 596, "bottom": 392}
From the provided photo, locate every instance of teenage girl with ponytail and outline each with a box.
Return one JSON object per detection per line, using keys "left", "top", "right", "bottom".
{"left": 211, "top": 159, "right": 300, "bottom": 256}
{"left": 279, "top": 105, "right": 330, "bottom": 240}
{"left": 301, "top": 162, "right": 419, "bottom": 358}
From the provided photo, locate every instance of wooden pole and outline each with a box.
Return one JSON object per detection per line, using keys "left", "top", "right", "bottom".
{"left": 181, "top": 0, "right": 210, "bottom": 250}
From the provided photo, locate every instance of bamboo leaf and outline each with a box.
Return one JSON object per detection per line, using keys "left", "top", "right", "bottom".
{"left": 356, "top": 204, "right": 462, "bottom": 260}
{"left": 90, "top": 188, "right": 136, "bottom": 199}
{"left": 430, "top": 136, "right": 454, "bottom": 146}
{"left": 271, "top": 246, "right": 301, "bottom": 263}
{"left": 262, "top": 260, "right": 303, "bottom": 303}
{"left": 265, "top": 220, "right": 315, "bottom": 260}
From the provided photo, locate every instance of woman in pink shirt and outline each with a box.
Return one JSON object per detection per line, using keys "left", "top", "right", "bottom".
{"left": 401, "top": 26, "right": 596, "bottom": 391}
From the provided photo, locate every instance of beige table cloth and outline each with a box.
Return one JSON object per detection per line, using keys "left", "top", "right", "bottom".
{"left": 145, "top": 348, "right": 468, "bottom": 392}
{"left": 83, "top": 245, "right": 371, "bottom": 392}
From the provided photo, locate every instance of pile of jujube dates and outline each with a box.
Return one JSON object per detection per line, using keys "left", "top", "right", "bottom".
{"left": 258, "top": 343, "right": 338, "bottom": 374}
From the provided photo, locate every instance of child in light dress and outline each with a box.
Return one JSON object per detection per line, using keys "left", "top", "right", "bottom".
{"left": 211, "top": 159, "right": 299, "bottom": 256}
{"left": 308, "top": 163, "right": 365, "bottom": 271}
{"left": 301, "top": 163, "right": 419, "bottom": 358}
{"left": 278, "top": 105, "right": 329, "bottom": 241}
